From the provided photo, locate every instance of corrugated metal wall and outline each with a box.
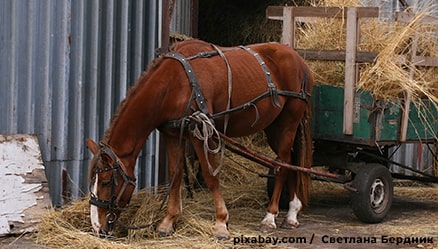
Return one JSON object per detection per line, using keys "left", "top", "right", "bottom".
{"left": 390, "top": 143, "right": 436, "bottom": 176}
{"left": 171, "top": 0, "right": 193, "bottom": 34}
{"left": 0, "top": 0, "right": 165, "bottom": 206}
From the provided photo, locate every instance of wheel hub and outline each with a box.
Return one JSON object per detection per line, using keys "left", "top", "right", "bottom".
{"left": 369, "top": 178, "right": 385, "bottom": 210}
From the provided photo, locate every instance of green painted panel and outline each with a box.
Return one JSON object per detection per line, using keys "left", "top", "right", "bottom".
{"left": 312, "top": 84, "right": 437, "bottom": 144}
{"left": 406, "top": 100, "right": 438, "bottom": 140}
{"left": 378, "top": 102, "right": 401, "bottom": 141}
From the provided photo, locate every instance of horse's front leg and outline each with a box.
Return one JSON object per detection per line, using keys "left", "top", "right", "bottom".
{"left": 156, "top": 135, "right": 185, "bottom": 237}
{"left": 191, "top": 138, "right": 229, "bottom": 240}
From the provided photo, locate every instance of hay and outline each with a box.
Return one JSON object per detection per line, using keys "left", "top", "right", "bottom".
{"left": 294, "top": 0, "right": 438, "bottom": 139}
{"left": 35, "top": 157, "right": 438, "bottom": 248}
{"left": 35, "top": 135, "right": 273, "bottom": 248}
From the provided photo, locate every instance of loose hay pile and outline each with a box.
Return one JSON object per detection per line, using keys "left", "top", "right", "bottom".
{"left": 35, "top": 136, "right": 273, "bottom": 248}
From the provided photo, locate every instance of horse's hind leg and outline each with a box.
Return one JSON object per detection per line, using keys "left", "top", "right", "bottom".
{"left": 190, "top": 137, "right": 229, "bottom": 240}
{"left": 281, "top": 120, "right": 312, "bottom": 229}
{"left": 280, "top": 170, "right": 302, "bottom": 228}
{"left": 261, "top": 105, "right": 305, "bottom": 232}
{"left": 156, "top": 135, "right": 185, "bottom": 237}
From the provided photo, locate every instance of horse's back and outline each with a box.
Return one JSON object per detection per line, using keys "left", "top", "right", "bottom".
{"left": 169, "top": 39, "right": 312, "bottom": 136}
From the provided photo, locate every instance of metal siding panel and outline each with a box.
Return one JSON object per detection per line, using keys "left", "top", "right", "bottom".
{"left": 68, "top": 0, "right": 86, "bottom": 200}
{"left": 171, "top": 0, "right": 191, "bottom": 35}
{"left": 101, "top": 0, "right": 115, "bottom": 134}
{"left": 0, "top": 0, "right": 12, "bottom": 132}
{"left": 34, "top": 0, "right": 52, "bottom": 160}
{"left": 17, "top": 2, "right": 35, "bottom": 133}
{"left": 132, "top": 0, "right": 145, "bottom": 79}
{"left": 50, "top": 0, "right": 69, "bottom": 160}
{"left": 147, "top": 0, "right": 159, "bottom": 60}
{"left": 0, "top": 0, "right": 163, "bottom": 205}
{"left": 84, "top": 0, "right": 100, "bottom": 149}
{"left": 5, "top": 0, "right": 18, "bottom": 133}
{"left": 116, "top": 0, "right": 129, "bottom": 103}
{"left": 390, "top": 143, "right": 435, "bottom": 176}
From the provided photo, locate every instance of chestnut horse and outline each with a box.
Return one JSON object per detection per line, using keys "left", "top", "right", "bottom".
{"left": 86, "top": 39, "right": 313, "bottom": 239}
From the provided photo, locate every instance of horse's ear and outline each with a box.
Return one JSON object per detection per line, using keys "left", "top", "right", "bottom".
{"left": 86, "top": 138, "right": 99, "bottom": 155}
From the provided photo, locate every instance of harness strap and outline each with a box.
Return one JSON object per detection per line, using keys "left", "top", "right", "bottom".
{"left": 239, "top": 45, "right": 281, "bottom": 108}
{"left": 164, "top": 52, "right": 211, "bottom": 118}
{"left": 160, "top": 46, "right": 312, "bottom": 132}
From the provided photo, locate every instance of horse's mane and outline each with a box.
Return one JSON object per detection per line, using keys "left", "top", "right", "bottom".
{"left": 101, "top": 39, "right": 209, "bottom": 143}
{"left": 101, "top": 55, "right": 165, "bottom": 143}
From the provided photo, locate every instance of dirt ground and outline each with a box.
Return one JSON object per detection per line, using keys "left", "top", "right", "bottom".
{"left": 271, "top": 182, "right": 438, "bottom": 249}
{"left": 1, "top": 180, "right": 437, "bottom": 249}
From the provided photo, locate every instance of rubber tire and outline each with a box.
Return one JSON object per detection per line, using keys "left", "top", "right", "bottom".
{"left": 267, "top": 169, "right": 290, "bottom": 210}
{"left": 351, "top": 163, "right": 393, "bottom": 223}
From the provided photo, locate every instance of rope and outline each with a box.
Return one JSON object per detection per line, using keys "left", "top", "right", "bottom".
{"left": 189, "top": 111, "right": 223, "bottom": 176}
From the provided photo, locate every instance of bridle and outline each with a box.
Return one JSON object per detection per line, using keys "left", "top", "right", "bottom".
{"left": 89, "top": 142, "right": 136, "bottom": 230}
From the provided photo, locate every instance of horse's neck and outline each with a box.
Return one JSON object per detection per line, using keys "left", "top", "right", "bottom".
{"left": 104, "top": 82, "right": 166, "bottom": 165}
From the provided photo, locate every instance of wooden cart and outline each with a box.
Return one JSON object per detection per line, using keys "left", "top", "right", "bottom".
{"left": 264, "top": 6, "right": 438, "bottom": 223}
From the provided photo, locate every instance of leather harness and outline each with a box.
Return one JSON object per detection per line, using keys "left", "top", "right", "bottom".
{"left": 162, "top": 44, "right": 311, "bottom": 130}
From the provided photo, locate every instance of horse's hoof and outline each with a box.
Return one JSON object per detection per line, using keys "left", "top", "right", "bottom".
{"left": 158, "top": 231, "right": 172, "bottom": 237}
{"left": 260, "top": 224, "right": 275, "bottom": 233}
{"left": 214, "top": 231, "right": 230, "bottom": 240}
{"left": 213, "top": 223, "right": 229, "bottom": 240}
{"left": 156, "top": 226, "right": 174, "bottom": 237}
{"left": 280, "top": 220, "right": 299, "bottom": 229}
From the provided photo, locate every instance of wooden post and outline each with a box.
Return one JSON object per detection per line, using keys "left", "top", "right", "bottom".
{"left": 400, "top": 32, "right": 418, "bottom": 141}
{"left": 343, "top": 7, "right": 358, "bottom": 135}
{"left": 282, "top": 7, "right": 294, "bottom": 47}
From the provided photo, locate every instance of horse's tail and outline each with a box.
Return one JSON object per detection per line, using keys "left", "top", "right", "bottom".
{"left": 294, "top": 72, "right": 313, "bottom": 207}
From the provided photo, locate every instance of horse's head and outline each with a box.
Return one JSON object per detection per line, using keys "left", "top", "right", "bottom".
{"left": 86, "top": 139, "right": 136, "bottom": 235}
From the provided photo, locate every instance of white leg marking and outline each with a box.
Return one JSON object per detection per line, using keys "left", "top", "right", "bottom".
{"left": 261, "top": 212, "right": 277, "bottom": 229}
{"left": 285, "top": 194, "right": 302, "bottom": 227}
{"left": 90, "top": 175, "right": 101, "bottom": 233}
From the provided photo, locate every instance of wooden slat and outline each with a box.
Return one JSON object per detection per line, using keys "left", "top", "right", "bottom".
{"left": 343, "top": 7, "right": 358, "bottom": 135}
{"left": 282, "top": 7, "right": 294, "bottom": 46}
{"left": 266, "top": 6, "right": 284, "bottom": 20}
{"left": 296, "top": 49, "right": 377, "bottom": 62}
{"left": 395, "top": 12, "right": 438, "bottom": 25}
{"left": 412, "top": 55, "right": 438, "bottom": 67}
{"left": 267, "top": 6, "right": 378, "bottom": 20}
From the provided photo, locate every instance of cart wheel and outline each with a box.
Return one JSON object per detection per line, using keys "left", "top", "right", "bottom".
{"left": 351, "top": 163, "right": 393, "bottom": 223}
{"left": 267, "top": 169, "right": 290, "bottom": 210}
